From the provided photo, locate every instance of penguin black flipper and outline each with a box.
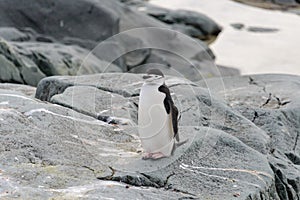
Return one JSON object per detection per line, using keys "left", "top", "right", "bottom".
{"left": 158, "top": 84, "right": 179, "bottom": 142}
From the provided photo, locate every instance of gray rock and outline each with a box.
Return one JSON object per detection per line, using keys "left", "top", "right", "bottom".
{"left": 33, "top": 73, "right": 274, "bottom": 198}
{"left": 0, "top": 54, "right": 24, "bottom": 84}
{"left": 13, "top": 42, "right": 121, "bottom": 75}
{"left": 0, "top": 0, "right": 119, "bottom": 43}
{"left": 0, "top": 83, "right": 36, "bottom": 97}
{"left": 128, "top": 50, "right": 239, "bottom": 81}
{"left": 0, "top": 27, "right": 31, "bottom": 42}
{"left": 2, "top": 73, "right": 300, "bottom": 198}
{"left": 0, "top": 38, "right": 46, "bottom": 86}
{"left": 101, "top": 0, "right": 227, "bottom": 80}
{"left": 231, "top": 0, "right": 300, "bottom": 12}
{"left": 51, "top": 85, "right": 137, "bottom": 125}
{"left": 91, "top": 40, "right": 127, "bottom": 72}
{"left": 92, "top": 27, "right": 226, "bottom": 82}
{"left": 231, "top": 23, "right": 245, "bottom": 30}
{"left": 198, "top": 74, "right": 300, "bottom": 199}
{"left": 247, "top": 26, "right": 279, "bottom": 33}
{"left": 153, "top": 9, "right": 222, "bottom": 43}
{"left": 288, "top": 8, "right": 300, "bottom": 15}
{"left": 0, "top": 82, "right": 193, "bottom": 199}
{"left": 0, "top": 0, "right": 229, "bottom": 80}
{"left": 113, "top": 34, "right": 151, "bottom": 70}
{"left": 273, "top": 0, "right": 298, "bottom": 5}
{"left": 0, "top": 38, "right": 121, "bottom": 86}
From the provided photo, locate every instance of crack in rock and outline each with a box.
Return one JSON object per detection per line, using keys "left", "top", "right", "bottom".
{"left": 260, "top": 93, "right": 291, "bottom": 109}
{"left": 96, "top": 85, "right": 139, "bottom": 98}
{"left": 83, "top": 165, "right": 115, "bottom": 180}
{"left": 249, "top": 77, "right": 291, "bottom": 109}
{"left": 270, "top": 163, "right": 298, "bottom": 200}
{"left": 293, "top": 133, "right": 299, "bottom": 152}
{"left": 260, "top": 93, "right": 272, "bottom": 108}
{"left": 284, "top": 152, "right": 300, "bottom": 165}
{"left": 97, "top": 168, "right": 197, "bottom": 197}
{"left": 249, "top": 76, "right": 266, "bottom": 93}
{"left": 101, "top": 173, "right": 164, "bottom": 188}
{"left": 273, "top": 95, "right": 291, "bottom": 107}
{"left": 252, "top": 111, "right": 259, "bottom": 122}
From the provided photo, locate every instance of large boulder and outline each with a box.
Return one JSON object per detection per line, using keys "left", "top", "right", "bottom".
{"left": 0, "top": 38, "right": 121, "bottom": 86}
{"left": 0, "top": 0, "right": 119, "bottom": 43}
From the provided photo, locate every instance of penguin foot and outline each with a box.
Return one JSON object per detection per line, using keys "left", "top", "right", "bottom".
{"left": 151, "top": 152, "right": 166, "bottom": 159}
{"left": 142, "top": 152, "right": 153, "bottom": 160}
{"left": 142, "top": 152, "right": 166, "bottom": 160}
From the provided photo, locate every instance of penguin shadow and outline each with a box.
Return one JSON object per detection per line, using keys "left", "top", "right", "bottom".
{"left": 118, "top": 127, "right": 194, "bottom": 173}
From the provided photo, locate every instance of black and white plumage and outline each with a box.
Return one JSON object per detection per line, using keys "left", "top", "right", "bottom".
{"left": 138, "top": 69, "right": 179, "bottom": 159}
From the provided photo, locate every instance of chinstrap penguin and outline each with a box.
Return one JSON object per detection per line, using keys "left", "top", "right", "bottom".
{"left": 138, "top": 69, "right": 180, "bottom": 160}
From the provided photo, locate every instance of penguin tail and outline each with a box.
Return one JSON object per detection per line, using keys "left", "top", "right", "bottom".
{"left": 177, "top": 113, "right": 182, "bottom": 121}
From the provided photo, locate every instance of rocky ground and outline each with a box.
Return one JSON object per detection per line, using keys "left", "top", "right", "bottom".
{"left": 0, "top": 73, "right": 299, "bottom": 199}
{"left": 0, "top": 0, "right": 299, "bottom": 199}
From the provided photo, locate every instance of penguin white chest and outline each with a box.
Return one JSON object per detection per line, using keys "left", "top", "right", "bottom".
{"left": 138, "top": 84, "right": 174, "bottom": 156}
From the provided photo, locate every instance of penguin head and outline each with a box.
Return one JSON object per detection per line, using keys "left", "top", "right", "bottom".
{"left": 143, "top": 69, "right": 165, "bottom": 85}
